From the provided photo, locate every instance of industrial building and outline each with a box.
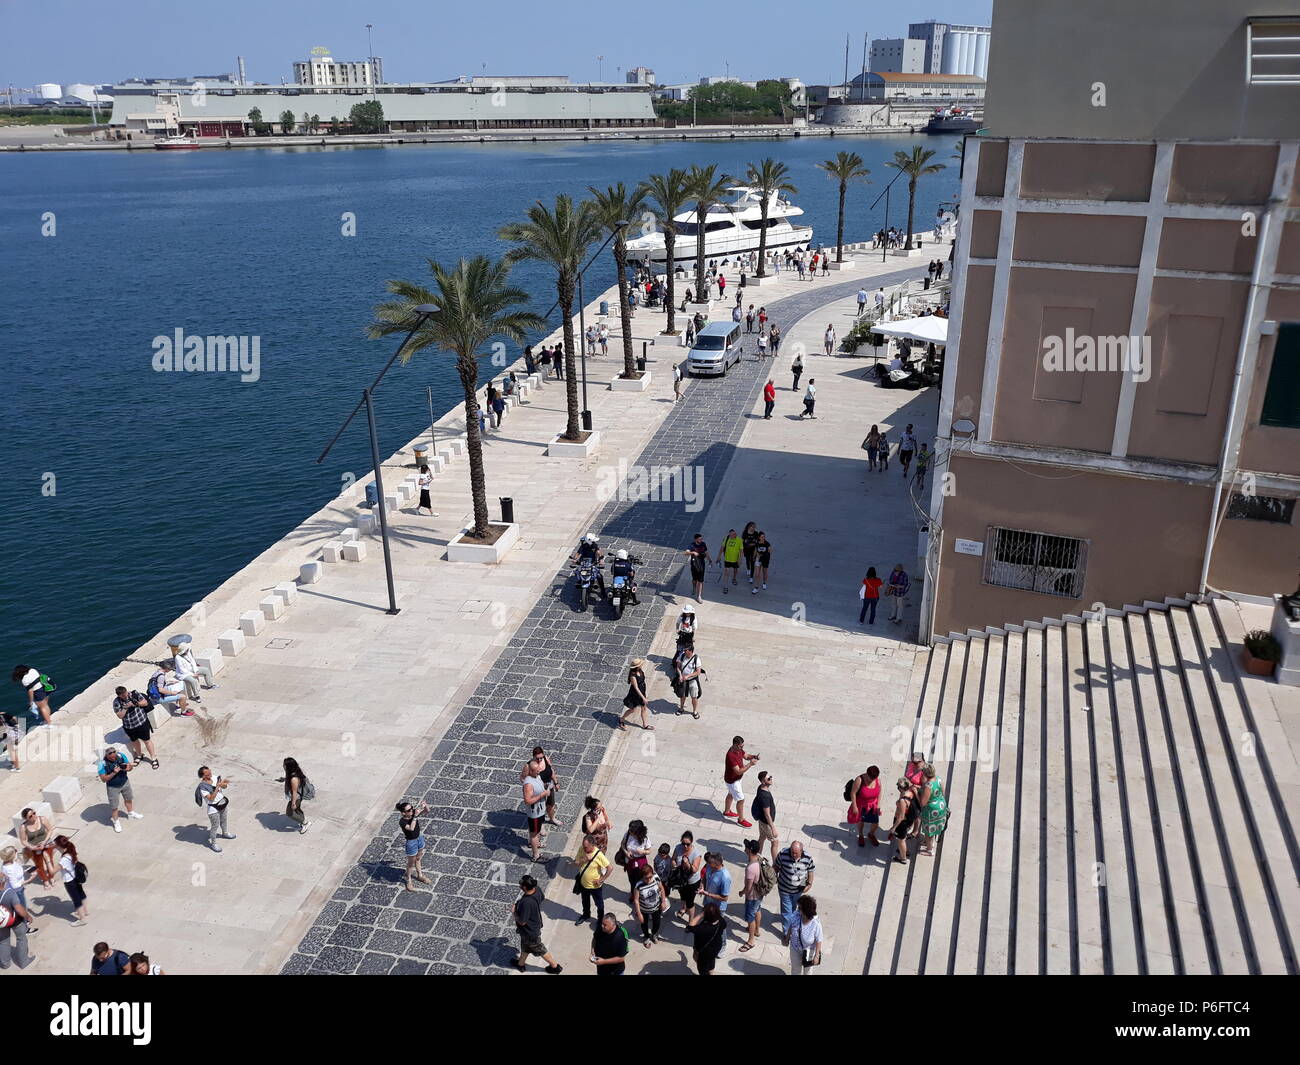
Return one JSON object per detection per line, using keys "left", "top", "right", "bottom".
{"left": 909, "top": 20, "right": 992, "bottom": 78}
{"left": 292, "top": 55, "right": 384, "bottom": 88}
{"left": 869, "top": 38, "right": 927, "bottom": 73}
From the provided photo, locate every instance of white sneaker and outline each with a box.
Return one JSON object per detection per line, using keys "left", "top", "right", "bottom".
{"left": 300, "top": 821, "right": 311, "bottom": 833}
{"left": 763, "top": 583, "right": 768, "bottom": 589}
{"left": 112, "top": 821, "right": 122, "bottom": 833}
{"left": 128, "top": 811, "right": 144, "bottom": 820}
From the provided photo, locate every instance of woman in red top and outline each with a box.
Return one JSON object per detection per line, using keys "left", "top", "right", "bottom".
{"left": 847, "top": 765, "right": 883, "bottom": 847}
{"left": 763, "top": 379, "right": 776, "bottom": 420}
{"left": 859, "top": 567, "right": 884, "bottom": 624}
{"left": 905, "top": 753, "right": 926, "bottom": 788}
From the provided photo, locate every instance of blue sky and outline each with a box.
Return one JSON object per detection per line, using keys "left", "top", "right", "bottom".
{"left": 3, "top": 0, "right": 992, "bottom": 88}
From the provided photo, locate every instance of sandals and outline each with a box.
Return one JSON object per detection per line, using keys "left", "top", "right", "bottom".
{"left": 739, "top": 943, "right": 754, "bottom": 953}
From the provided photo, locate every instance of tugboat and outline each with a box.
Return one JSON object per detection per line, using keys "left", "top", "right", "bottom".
{"left": 924, "top": 106, "right": 981, "bottom": 135}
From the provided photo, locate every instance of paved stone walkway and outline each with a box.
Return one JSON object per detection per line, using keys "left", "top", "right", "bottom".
{"left": 283, "top": 264, "right": 931, "bottom": 973}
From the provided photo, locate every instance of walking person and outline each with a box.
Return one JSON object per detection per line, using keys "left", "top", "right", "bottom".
{"left": 856, "top": 287, "right": 868, "bottom": 316}
{"left": 0, "top": 884, "right": 35, "bottom": 970}
{"left": 745, "top": 305, "right": 755, "bottom": 333}
{"left": 0, "top": 713, "right": 22, "bottom": 772}
{"left": 888, "top": 563, "right": 911, "bottom": 624}
{"left": 572, "top": 833, "right": 611, "bottom": 924}
{"left": 673, "top": 362, "right": 683, "bottom": 402}
{"left": 617, "top": 658, "right": 653, "bottom": 731}
{"left": 756, "top": 329, "right": 768, "bottom": 357}
{"left": 847, "top": 766, "right": 883, "bottom": 847}
{"left": 917, "top": 763, "right": 949, "bottom": 857}
{"left": 520, "top": 746, "right": 562, "bottom": 827}
{"left": 874, "top": 287, "right": 885, "bottom": 316}
{"left": 89, "top": 942, "right": 131, "bottom": 975}
{"left": 17, "top": 807, "right": 56, "bottom": 885}
{"left": 823, "top": 324, "right": 836, "bottom": 356}
{"left": 752, "top": 771, "right": 781, "bottom": 861}
{"left": 591, "top": 912, "right": 629, "bottom": 974}
{"left": 898, "top": 424, "right": 917, "bottom": 479}
{"left": 687, "top": 902, "right": 727, "bottom": 975}
{"left": 699, "top": 852, "right": 732, "bottom": 917}
{"left": 740, "top": 839, "right": 765, "bottom": 952}
{"left": 722, "top": 735, "right": 760, "bottom": 826}
{"left": 554, "top": 345, "right": 564, "bottom": 380}
{"left": 914, "top": 443, "right": 931, "bottom": 491}
{"left": 196, "top": 765, "right": 234, "bottom": 853}
{"left": 674, "top": 642, "right": 704, "bottom": 719}
{"left": 521, "top": 759, "right": 553, "bottom": 863}
{"left": 97, "top": 747, "right": 143, "bottom": 834}
{"left": 12, "top": 665, "right": 55, "bottom": 725}
{"left": 397, "top": 799, "right": 431, "bottom": 890}
{"left": 720, "top": 528, "right": 742, "bottom": 592}
{"left": 753, "top": 532, "right": 771, "bottom": 591}
{"left": 112, "top": 686, "right": 158, "bottom": 769}
{"left": 889, "top": 778, "right": 921, "bottom": 864}
{"left": 416, "top": 464, "right": 436, "bottom": 516}
{"left": 599, "top": 322, "right": 609, "bottom": 354}
{"left": 799, "top": 379, "right": 817, "bottom": 419}
{"left": 762, "top": 378, "right": 775, "bottom": 419}
{"left": 877, "top": 429, "right": 890, "bottom": 471}
{"left": 758, "top": 306, "right": 768, "bottom": 332}
{"left": 769, "top": 323, "right": 781, "bottom": 355}
{"left": 741, "top": 522, "right": 760, "bottom": 584}
{"left": 511, "top": 874, "right": 562, "bottom": 974}
{"left": 282, "top": 756, "right": 312, "bottom": 833}
{"left": 774, "top": 841, "right": 816, "bottom": 944}
{"left": 632, "top": 862, "right": 668, "bottom": 946}
{"left": 859, "top": 567, "right": 884, "bottom": 625}
{"left": 616, "top": 820, "right": 651, "bottom": 893}
{"left": 672, "top": 831, "right": 706, "bottom": 920}
{"left": 864, "top": 424, "right": 882, "bottom": 472}
{"left": 1, "top": 848, "right": 37, "bottom": 932}
{"left": 685, "top": 533, "right": 711, "bottom": 603}
{"left": 789, "top": 895, "right": 824, "bottom": 974}
{"left": 53, "top": 836, "right": 89, "bottom": 924}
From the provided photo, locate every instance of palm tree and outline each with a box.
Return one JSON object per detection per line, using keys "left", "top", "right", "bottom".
{"left": 817, "top": 151, "right": 871, "bottom": 263}
{"left": 639, "top": 168, "right": 691, "bottom": 334}
{"left": 885, "top": 146, "right": 946, "bottom": 251}
{"left": 367, "top": 256, "right": 542, "bottom": 538}
{"left": 588, "top": 182, "right": 647, "bottom": 380}
{"left": 745, "top": 158, "right": 798, "bottom": 277}
{"left": 500, "top": 195, "right": 601, "bottom": 441}
{"left": 685, "top": 164, "right": 735, "bottom": 303}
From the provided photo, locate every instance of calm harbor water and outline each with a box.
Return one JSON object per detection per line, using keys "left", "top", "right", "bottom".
{"left": 0, "top": 134, "right": 961, "bottom": 710}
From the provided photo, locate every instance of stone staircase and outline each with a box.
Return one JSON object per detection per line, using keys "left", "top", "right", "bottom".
{"left": 863, "top": 596, "right": 1300, "bottom": 974}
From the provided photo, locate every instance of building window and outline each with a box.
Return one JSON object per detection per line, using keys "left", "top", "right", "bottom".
{"left": 983, "top": 526, "right": 1088, "bottom": 599}
{"left": 1247, "top": 18, "right": 1300, "bottom": 84}
{"left": 1226, "top": 492, "right": 1296, "bottom": 523}
{"left": 1261, "top": 322, "right": 1300, "bottom": 428}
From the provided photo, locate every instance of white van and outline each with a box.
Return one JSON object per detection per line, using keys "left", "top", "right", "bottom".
{"left": 687, "top": 321, "right": 743, "bottom": 377}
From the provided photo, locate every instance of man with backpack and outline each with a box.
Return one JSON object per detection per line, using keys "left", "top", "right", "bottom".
{"left": 148, "top": 661, "right": 192, "bottom": 716}
{"left": 196, "top": 766, "right": 235, "bottom": 853}
{"left": 0, "top": 885, "right": 35, "bottom": 970}
{"left": 740, "top": 838, "right": 778, "bottom": 953}
{"left": 112, "top": 686, "right": 159, "bottom": 769}
{"left": 751, "top": 771, "right": 780, "bottom": 861}
{"left": 98, "top": 747, "right": 143, "bottom": 834}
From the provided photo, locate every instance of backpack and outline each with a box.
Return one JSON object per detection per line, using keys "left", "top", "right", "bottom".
{"left": 754, "top": 857, "right": 779, "bottom": 900}
{"left": 0, "top": 904, "right": 15, "bottom": 929}
{"left": 301, "top": 778, "right": 316, "bottom": 802}
{"left": 844, "top": 778, "right": 857, "bottom": 802}
{"left": 194, "top": 785, "right": 205, "bottom": 808}
{"left": 147, "top": 672, "right": 165, "bottom": 702}
{"left": 74, "top": 861, "right": 88, "bottom": 885}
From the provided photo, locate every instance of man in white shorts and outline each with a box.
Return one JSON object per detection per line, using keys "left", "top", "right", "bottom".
{"left": 723, "top": 736, "right": 760, "bottom": 828}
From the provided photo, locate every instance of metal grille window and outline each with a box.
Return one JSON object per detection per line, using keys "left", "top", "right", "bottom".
{"left": 1247, "top": 18, "right": 1300, "bottom": 85}
{"left": 1226, "top": 493, "right": 1296, "bottom": 523}
{"left": 983, "top": 526, "right": 1088, "bottom": 599}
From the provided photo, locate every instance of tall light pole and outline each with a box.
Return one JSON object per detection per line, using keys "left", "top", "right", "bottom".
{"left": 366, "top": 23, "right": 375, "bottom": 97}
{"left": 317, "top": 304, "right": 437, "bottom": 615}
{"left": 597, "top": 55, "right": 604, "bottom": 83}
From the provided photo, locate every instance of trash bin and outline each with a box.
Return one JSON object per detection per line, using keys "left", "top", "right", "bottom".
{"left": 413, "top": 444, "right": 429, "bottom": 466}
{"left": 599, "top": 300, "right": 609, "bottom": 316}
{"left": 636, "top": 356, "right": 647, "bottom": 372}
{"left": 923, "top": 277, "right": 932, "bottom": 290}
{"left": 582, "top": 410, "right": 594, "bottom": 431}
{"left": 499, "top": 496, "right": 515, "bottom": 524}
{"left": 167, "top": 634, "right": 192, "bottom": 655}
{"left": 365, "top": 482, "right": 379, "bottom": 509}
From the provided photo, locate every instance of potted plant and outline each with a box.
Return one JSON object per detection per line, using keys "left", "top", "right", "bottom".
{"left": 1242, "top": 629, "right": 1280, "bottom": 677}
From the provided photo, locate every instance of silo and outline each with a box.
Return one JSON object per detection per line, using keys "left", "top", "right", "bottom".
{"left": 940, "top": 34, "right": 959, "bottom": 74}
{"left": 961, "top": 33, "right": 976, "bottom": 75}
{"left": 974, "top": 32, "right": 990, "bottom": 80}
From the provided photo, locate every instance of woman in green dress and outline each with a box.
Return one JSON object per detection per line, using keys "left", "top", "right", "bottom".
{"left": 918, "top": 763, "right": 948, "bottom": 857}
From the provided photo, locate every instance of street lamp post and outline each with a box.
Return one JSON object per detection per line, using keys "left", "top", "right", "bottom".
{"left": 317, "top": 305, "right": 437, "bottom": 615}
{"left": 870, "top": 168, "right": 905, "bottom": 264}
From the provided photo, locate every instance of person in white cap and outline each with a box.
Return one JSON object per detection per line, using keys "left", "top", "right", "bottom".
{"left": 676, "top": 605, "right": 698, "bottom": 648}
{"left": 570, "top": 533, "right": 606, "bottom": 601}
{"left": 171, "top": 640, "right": 216, "bottom": 703}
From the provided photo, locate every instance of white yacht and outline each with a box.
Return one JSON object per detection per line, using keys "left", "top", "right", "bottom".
{"left": 624, "top": 186, "right": 813, "bottom": 266}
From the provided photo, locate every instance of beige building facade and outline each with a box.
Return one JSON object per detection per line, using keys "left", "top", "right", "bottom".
{"left": 924, "top": 0, "right": 1300, "bottom": 639}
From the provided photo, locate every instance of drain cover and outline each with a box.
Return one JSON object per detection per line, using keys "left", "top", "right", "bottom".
{"left": 266, "top": 638, "right": 295, "bottom": 649}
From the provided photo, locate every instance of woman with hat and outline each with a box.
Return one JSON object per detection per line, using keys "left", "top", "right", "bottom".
{"left": 617, "top": 658, "right": 652, "bottom": 732}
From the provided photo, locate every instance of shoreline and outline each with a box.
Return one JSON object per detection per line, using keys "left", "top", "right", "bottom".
{"left": 0, "top": 122, "right": 940, "bottom": 153}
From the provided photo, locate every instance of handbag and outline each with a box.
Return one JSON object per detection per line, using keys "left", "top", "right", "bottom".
{"left": 572, "top": 851, "right": 599, "bottom": 895}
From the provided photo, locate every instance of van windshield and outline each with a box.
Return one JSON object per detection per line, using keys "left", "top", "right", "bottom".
{"left": 694, "top": 335, "right": 726, "bottom": 350}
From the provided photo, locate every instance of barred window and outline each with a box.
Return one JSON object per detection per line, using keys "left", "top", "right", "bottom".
{"left": 1247, "top": 19, "right": 1300, "bottom": 85}
{"left": 1226, "top": 493, "right": 1296, "bottom": 523}
{"left": 983, "top": 526, "right": 1088, "bottom": 599}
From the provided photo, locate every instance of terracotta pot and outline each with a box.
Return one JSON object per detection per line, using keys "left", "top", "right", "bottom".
{"left": 1241, "top": 648, "right": 1277, "bottom": 677}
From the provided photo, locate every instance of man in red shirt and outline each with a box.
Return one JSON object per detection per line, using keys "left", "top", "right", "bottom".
{"left": 763, "top": 379, "right": 776, "bottom": 420}
{"left": 723, "top": 736, "right": 760, "bottom": 827}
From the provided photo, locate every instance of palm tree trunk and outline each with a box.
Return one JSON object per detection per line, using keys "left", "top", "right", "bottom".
{"left": 663, "top": 228, "right": 677, "bottom": 333}
{"left": 694, "top": 203, "right": 707, "bottom": 303}
{"left": 756, "top": 200, "right": 769, "bottom": 277}
{"left": 614, "top": 237, "right": 636, "bottom": 378}
{"left": 905, "top": 177, "right": 917, "bottom": 251}
{"left": 456, "top": 355, "right": 491, "bottom": 538}
{"left": 836, "top": 181, "right": 847, "bottom": 263}
{"left": 558, "top": 274, "right": 581, "bottom": 440}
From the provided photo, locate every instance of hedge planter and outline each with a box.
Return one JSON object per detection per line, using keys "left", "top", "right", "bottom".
{"left": 447, "top": 521, "right": 519, "bottom": 563}
{"left": 548, "top": 430, "right": 600, "bottom": 458}
{"left": 1242, "top": 629, "right": 1280, "bottom": 677}
{"left": 610, "top": 371, "right": 651, "bottom": 392}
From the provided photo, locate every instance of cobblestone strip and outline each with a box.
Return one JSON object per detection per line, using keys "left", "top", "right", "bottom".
{"left": 284, "top": 267, "right": 925, "bottom": 974}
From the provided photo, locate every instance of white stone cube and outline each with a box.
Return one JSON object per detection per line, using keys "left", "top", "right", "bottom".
{"left": 356, "top": 513, "right": 377, "bottom": 537}
{"left": 382, "top": 494, "right": 400, "bottom": 513}
{"left": 11, "top": 801, "right": 52, "bottom": 837}
{"left": 299, "top": 561, "right": 323, "bottom": 585}
{"left": 342, "top": 540, "right": 368, "bottom": 562}
{"left": 260, "top": 596, "right": 284, "bottom": 621}
{"left": 238, "top": 610, "right": 265, "bottom": 637}
{"left": 339, "top": 526, "right": 359, "bottom": 543}
{"left": 195, "top": 648, "right": 224, "bottom": 677}
{"left": 273, "top": 581, "right": 298, "bottom": 606}
{"left": 145, "top": 704, "right": 167, "bottom": 730}
{"left": 321, "top": 541, "right": 345, "bottom": 563}
{"left": 217, "top": 629, "right": 245, "bottom": 657}
{"left": 42, "top": 776, "right": 82, "bottom": 813}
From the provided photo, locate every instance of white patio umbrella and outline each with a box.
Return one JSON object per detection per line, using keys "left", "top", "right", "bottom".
{"left": 871, "top": 315, "right": 949, "bottom": 346}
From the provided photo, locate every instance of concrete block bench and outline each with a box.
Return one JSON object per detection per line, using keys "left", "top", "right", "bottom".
{"left": 42, "top": 776, "right": 82, "bottom": 813}
{"left": 339, "top": 526, "right": 359, "bottom": 543}
{"left": 299, "top": 560, "right": 324, "bottom": 584}
{"left": 395, "top": 482, "right": 414, "bottom": 504}
{"left": 321, "top": 541, "right": 346, "bottom": 563}
{"left": 436, "top": 448, "right": 456, "bottom": 468}
{"left": 11, "top": 801, "right": 52, "bottom": 837}
{"left": 259, "top": 595, "right": 284, "bottom": 621}
{"left": 356, "top": 513, "right": 377, "bottom": 537}
{"left": 342, "top": 540, "right": 368, "bottom": 562}
{"left": 195, "top": 648, "right": 224, "bottom": 678}
{"left": 145, "top": 704, "right": 168, "bottom": 730}
{"left": 239, "top": 610, "right": 265, "bottom": 637}
{"left": 218, "top": 629, "right": 246, "bottom": 657}
{"left": 273, "top": 581, "right": 298, "bottom": 606}
{"left": 383, "top": 493, "right": 401, "bottom": 513}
